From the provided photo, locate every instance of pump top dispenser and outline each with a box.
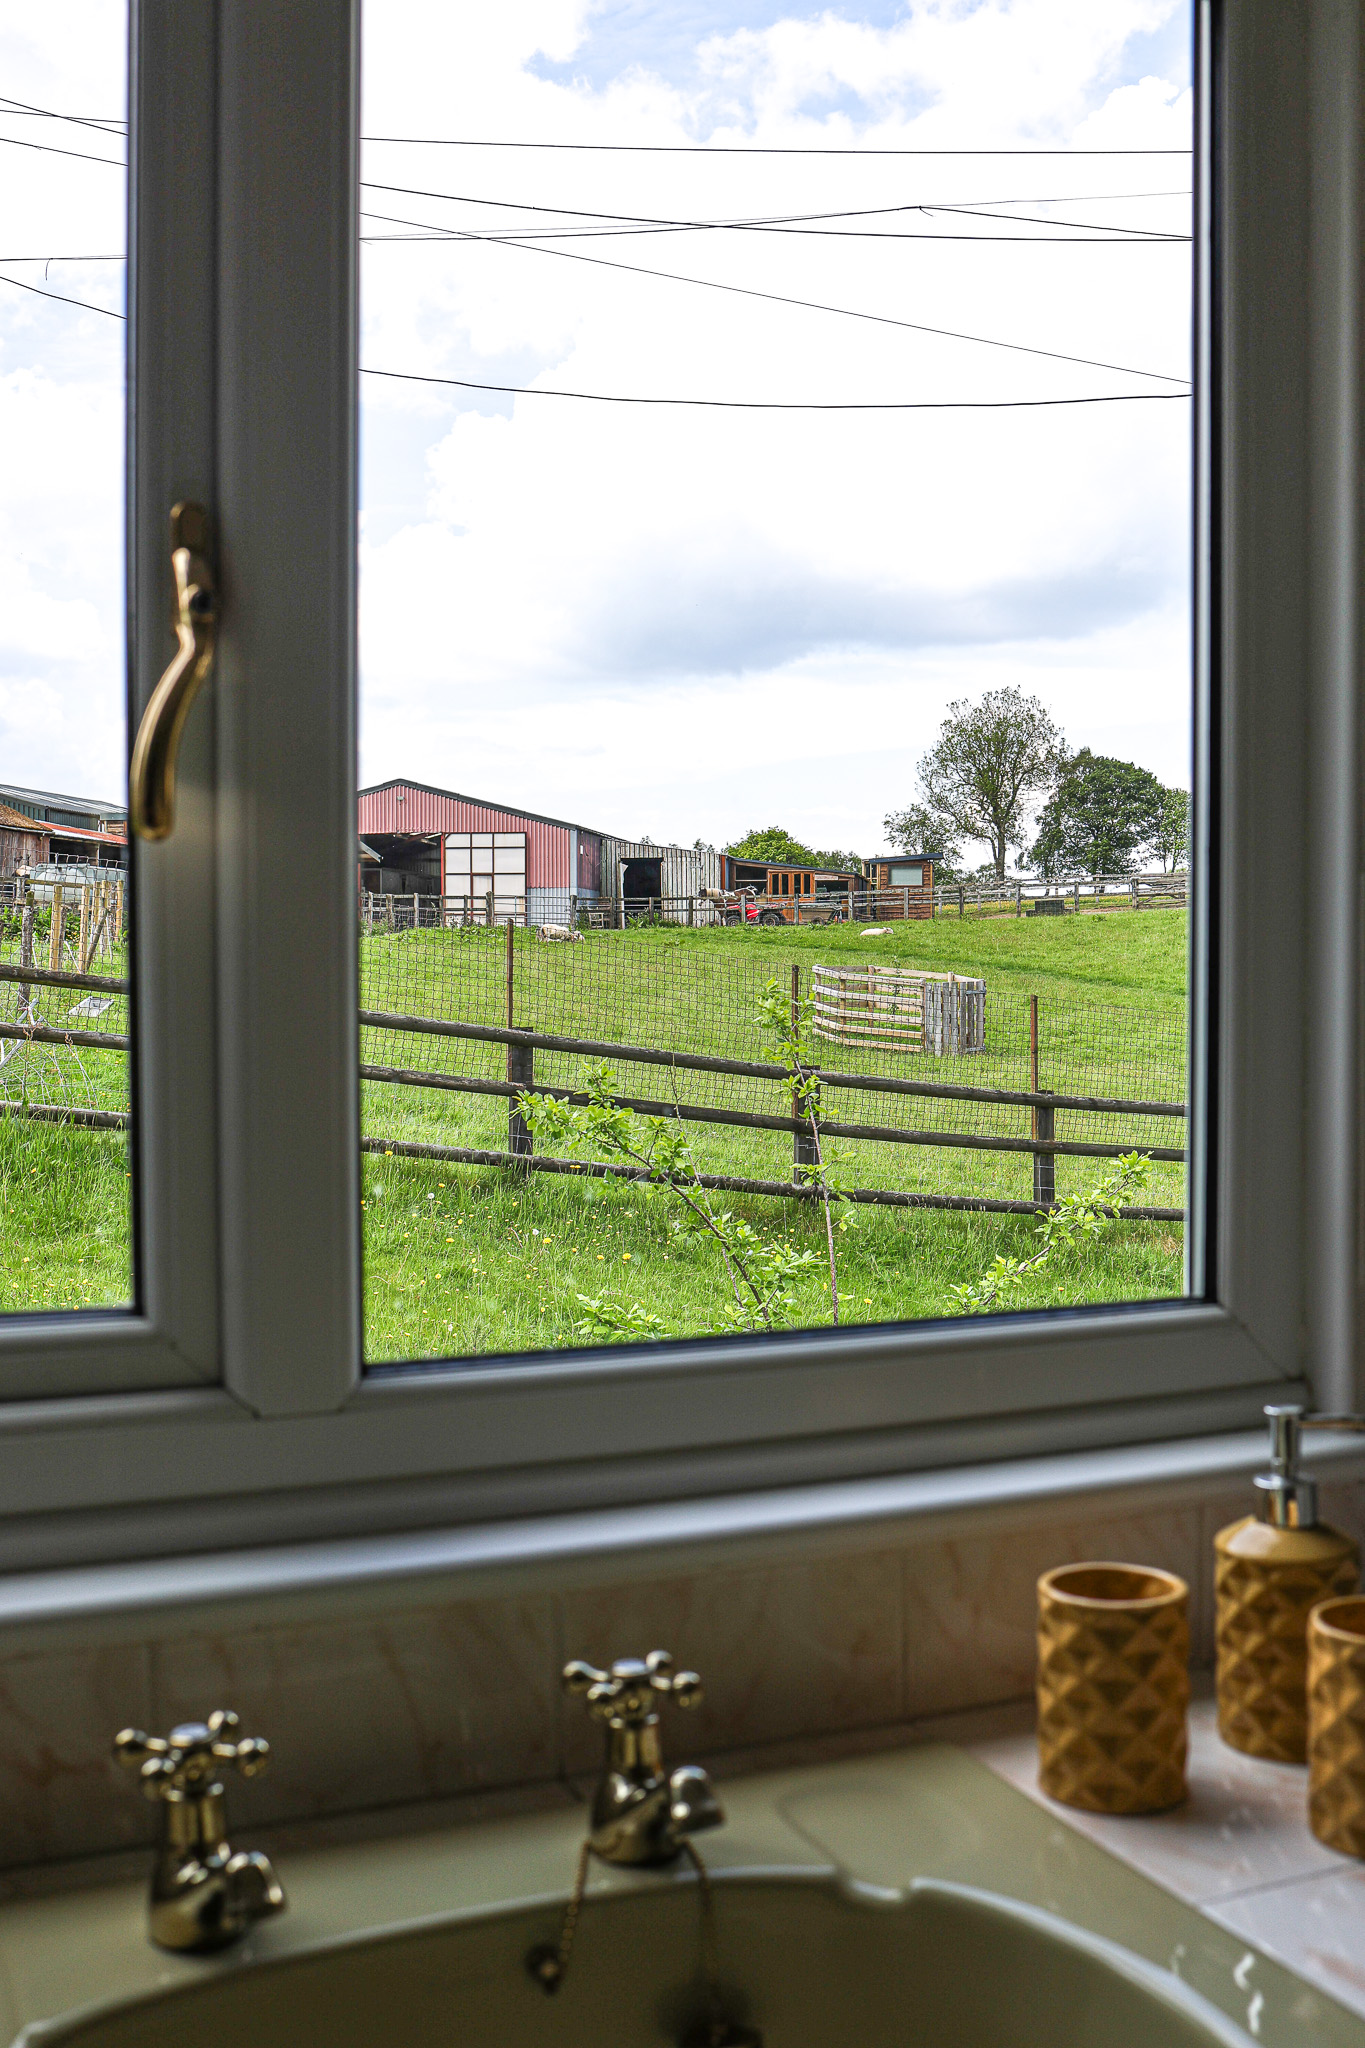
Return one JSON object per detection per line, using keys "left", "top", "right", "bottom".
{"left": 1215, "top": 1405, "right": 1363, "bottom": 1762}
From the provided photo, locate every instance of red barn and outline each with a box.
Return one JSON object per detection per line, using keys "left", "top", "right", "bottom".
{"left": 357, "top": 780, "right": 605, "bottom": 925}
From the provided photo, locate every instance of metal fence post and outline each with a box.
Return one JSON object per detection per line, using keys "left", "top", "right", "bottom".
{"left": 1031, "top": 993, "right": 1055, "bottom": 1207}
{"left": 791, "top": 963, "right": 818, "bottom": 1185}
{"left": 506, "top": 917, "right": 533, "bottom": 1159}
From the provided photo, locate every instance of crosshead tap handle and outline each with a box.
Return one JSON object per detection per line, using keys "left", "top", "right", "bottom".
{"left": 563, "top": 1650, "right": 703, "bottom": 1725}
{"left": 115, "top": 1709, "right": 271, "bottom": 1802}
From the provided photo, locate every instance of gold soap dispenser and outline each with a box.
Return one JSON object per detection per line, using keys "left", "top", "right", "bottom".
{"left": 1215, "top": 1404, "right": 1363, "bottom": 1762}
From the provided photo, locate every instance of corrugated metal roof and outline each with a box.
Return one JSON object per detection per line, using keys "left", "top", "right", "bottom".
{"left": 0, "top": 783, "right": 127, "bottom": 820}
{"left": 44, "top": 822, "right": 128, "bottom": 846}
{"left": 358, "top": 779, "right": 610, "bottom": 838}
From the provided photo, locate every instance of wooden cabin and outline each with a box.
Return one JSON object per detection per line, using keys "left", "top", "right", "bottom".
{"left": 718, "top": 855, "right": 863, "bottom": 924}
{"left": 865, "top": 853, "right": 936, "bottom": 919}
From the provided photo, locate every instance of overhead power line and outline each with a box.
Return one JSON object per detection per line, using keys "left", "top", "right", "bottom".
{"left": 361, "top": 366, "right": 1191, "bottom": 409}
{"left": 360, "top": 207, "right": 1189, "bottom": 383}
{"left": 360, "top": 176, "right": 1187, "bottom": 243}
{"left": 0, "top": 93, "right": 124, "bottom": 134}
{"left": 0, "top": 271, "right": 122, "bottom": 316}
{"left": 0, "top": 131, "right": 123, "bottom": 168}
{"left": 361, "top": 136, "right": 1192, "bottom": 156}
{"left": 0, "top": 94, "right": 1191, "bottom": 158}
{"left": 0, "top": 269, "right": 1190, "bottom": 409}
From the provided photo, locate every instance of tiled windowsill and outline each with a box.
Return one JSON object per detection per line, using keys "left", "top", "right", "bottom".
{"left": 970, "top": 1690, "right": 1365, "bottom": 2024}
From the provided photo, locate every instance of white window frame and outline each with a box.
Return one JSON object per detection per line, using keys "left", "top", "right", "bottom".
{"left": 0, "top": 0, "right": 1357, "bottom": 1575}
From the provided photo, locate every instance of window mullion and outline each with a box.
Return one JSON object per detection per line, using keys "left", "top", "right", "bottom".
{"left": 213, "top": 0, "right": 360, "bottom": 1416}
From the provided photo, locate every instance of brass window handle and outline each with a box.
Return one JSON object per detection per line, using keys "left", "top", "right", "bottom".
{"left": 129, "top": 502, "right": 217, "bottom": 841}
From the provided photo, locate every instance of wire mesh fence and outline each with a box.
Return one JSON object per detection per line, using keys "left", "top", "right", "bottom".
{"left": 359, "top": 925, "right": 1187, "bottom": 1216}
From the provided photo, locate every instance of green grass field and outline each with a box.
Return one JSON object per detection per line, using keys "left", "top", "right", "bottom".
{"left": 357, "top": 906, "right": 1189, "bottom": 1360}
{"left": 0, "top": 908, "right": 1189, "bottom": 1355}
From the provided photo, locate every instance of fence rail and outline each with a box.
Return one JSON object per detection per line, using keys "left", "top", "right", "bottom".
{"left": 0, "top": 952, "right": 1188, "bottom": 1223}
{"left": 359, "top": 870, "right": 1189, "bottom": 932}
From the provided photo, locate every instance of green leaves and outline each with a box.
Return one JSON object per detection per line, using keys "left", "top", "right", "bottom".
{"left": 950, "top": 1153, "right": 1153, "bottom": 1315}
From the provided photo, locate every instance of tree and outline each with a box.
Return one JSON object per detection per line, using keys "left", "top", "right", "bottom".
{"left": 1029, "top": 750, "right": 1166, "bottom": 879}
{"left": 917, "top": 689, "right": 1065, "bottom": 879}
{"left": 1150, "top": 785, "right": 1191, "bottom": 872}
{"left": 725, "top": 826, "right": 861, "bottom": 871}
{"left": 882, "top": 802, "right": 963, "bottom": 881}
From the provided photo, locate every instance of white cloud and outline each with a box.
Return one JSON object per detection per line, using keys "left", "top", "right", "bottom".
{"left": 0, "top": 0, "right": 1193, "bottom": 853}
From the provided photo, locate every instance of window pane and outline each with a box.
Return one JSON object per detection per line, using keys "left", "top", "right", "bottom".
{"left": 0, "top": 9, "right": 132, "bottom": 1315}
{"left": 359, "top": 0, "right": 1193, "bottom": 1363}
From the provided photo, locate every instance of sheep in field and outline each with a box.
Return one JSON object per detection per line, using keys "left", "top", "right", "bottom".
{"left": 537, "top": 923, "right": 582, "bottom": 943}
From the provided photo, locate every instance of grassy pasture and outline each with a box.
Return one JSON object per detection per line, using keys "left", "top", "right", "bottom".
{"left": 358, "top": 908, "right": 1188, "bottom": 1360}
{"left": 0, "top": 910, "right": 1189, "bottom": 1353}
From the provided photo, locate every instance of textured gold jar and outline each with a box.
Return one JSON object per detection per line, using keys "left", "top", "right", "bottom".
{"left": 1036, "top": 1563, "right": 1189, "bottom": 1814}
{"left": 1308, "top": 1596, "right": 1365, "bottom": 1856}
{"left": 1215, "top": 1517, "right": 1359, "bottom": 1762}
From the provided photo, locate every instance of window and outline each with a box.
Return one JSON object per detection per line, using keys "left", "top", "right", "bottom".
{"left": 890, "top": 866, "right": 924, "bottom": 890}
{"left": 0, "top": 0, "right": 1354, "bottom": 1572}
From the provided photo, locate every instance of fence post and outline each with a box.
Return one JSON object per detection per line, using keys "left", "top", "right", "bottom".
{"left": 791, "top": 963, "right": 818, "bottom": 1185}
{"left": 1031, "top": 993, "right": 1055, "bottom": 1208}
{"left": 570, "top": 892, "right": 578, "bottom": 931}
{"left": 18, "top": 888, "right": 33, "bottom": 1008}
{"left": 506, "top": 917, "right": 533, "bottom": 1159}
{"left": 1072, "top": 880, "right": 1079, "bottom": 916}
{"left": 48, "top": 882, "right": 63, "bottom": 972}
{"left": 1015, "top": 882, "right": 1022, "bottom": 917}
{"left": 958, "top": 885, "right": 964, "bottom": 920}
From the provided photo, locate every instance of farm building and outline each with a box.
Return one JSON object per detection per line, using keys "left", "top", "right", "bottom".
{"left": 601, "top": 837, "right": 722, "bottom": 916}
{"left": 357, "top": 782, "right": 726, "bottom": 925}
{"left": 717, "top": 853, "right": 863, "bottom": 923}
{"left": 864, "top": 852, "right": 937, "bottom": 919}
{"left": 0, "top": 784, "right": 128, "bottom": 881}
{"left": 358, "top": 780, "right": 595, "bottom": 925}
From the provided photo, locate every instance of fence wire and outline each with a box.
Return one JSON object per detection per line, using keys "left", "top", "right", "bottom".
{"left": 359, "top": 927, "right": 1187, "bottom": 1214}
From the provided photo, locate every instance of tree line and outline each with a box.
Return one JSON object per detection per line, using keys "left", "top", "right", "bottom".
{"left": 884, "top": 688, "right": 1189, "bottom": 882}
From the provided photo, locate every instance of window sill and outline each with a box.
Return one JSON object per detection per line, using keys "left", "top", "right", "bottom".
{"left": 1, "top": 1423, "right": 1360, "bottom": 1655}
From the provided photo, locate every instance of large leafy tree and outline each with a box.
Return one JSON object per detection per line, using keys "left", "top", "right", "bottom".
{"left": 1150, "top": 784, "right": 1191, "bottom": 871}
{"left": 1029, "top": 750, "right": 1167, "bottom": 879}
{"left": 725, "top": 825, "right": 862, "bottom": 871}
{"left": 917, "top": 689, "right": 1065, "bottom": 879}
{"left": 882, "top": 802, "right": 962, "bottom": 881}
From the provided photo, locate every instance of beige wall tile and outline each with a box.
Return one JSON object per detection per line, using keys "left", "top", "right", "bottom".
{"left": 557, "top": 1551, "right": 904, "bottom": 1774}
{"left": 148, "top": 1593, "right": 557, "bottom": 1828}
{"left": 0, "top": 1643, "right": 152, "bottom": 1870}
{"left": 902, "top": 1509, "right": 1204, "bottom": 1719}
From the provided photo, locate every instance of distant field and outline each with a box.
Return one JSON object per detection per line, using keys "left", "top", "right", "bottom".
{"left": 0, "top": 909, "right": 1189, "bottom": 1349}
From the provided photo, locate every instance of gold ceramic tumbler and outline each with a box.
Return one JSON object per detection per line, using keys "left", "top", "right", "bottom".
{"left": 1037, "top": 1563, "right": 1190, "bottom": 1814}
{"left": 1308, "top": 1596, "right": 1365, "bottom": 1857}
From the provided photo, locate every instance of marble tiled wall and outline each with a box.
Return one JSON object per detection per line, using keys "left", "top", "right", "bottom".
{"left": 1, "top": 1479, "right": 1362, "bottom": 1874}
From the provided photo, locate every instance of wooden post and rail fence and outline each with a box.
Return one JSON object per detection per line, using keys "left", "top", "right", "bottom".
{"left": 0, "top": 960, "right": 1186, "bottom": 1223}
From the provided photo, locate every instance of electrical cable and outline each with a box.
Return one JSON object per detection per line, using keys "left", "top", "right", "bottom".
{"left": 360, "top": 176, "right": 1187, "bottom": 242}
{"left": 368, "top": 185, "right": 1194, "bottom": 247}
{"left": 0, "top": 271, "right": 122, "bottom": 316}
{"left": 359, "top": 207, "right": 1189, "bottom": 384}
{"left": 0, "top": 131, "right": 124, "bottom": 168}
{"left": 360, "top": 364, "right": 1190, "bottom": 409}
{"left": 0, "top": 266, "right": 1189, "bottom": 409}
{"left": 359, "top": 136, "right": 1191, "bottom": 156}
{"left": 0, "top": 93, "right": 125, "bottom": 134}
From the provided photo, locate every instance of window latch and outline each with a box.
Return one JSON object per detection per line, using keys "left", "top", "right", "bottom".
{"left": 130, "top": 501, "right": 217, "bottom": 841}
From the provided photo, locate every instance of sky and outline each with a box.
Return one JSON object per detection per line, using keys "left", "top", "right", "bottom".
{"left": 0, "top": 0, "right": 1192, "bottom": 865}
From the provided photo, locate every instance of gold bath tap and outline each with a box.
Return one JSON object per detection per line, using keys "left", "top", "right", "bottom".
{"left": 114, "top": 1710, "right": 286, "bottom": 1952}
{"left": 565, "top": 1650, "right": 723, "bottom": 1866}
